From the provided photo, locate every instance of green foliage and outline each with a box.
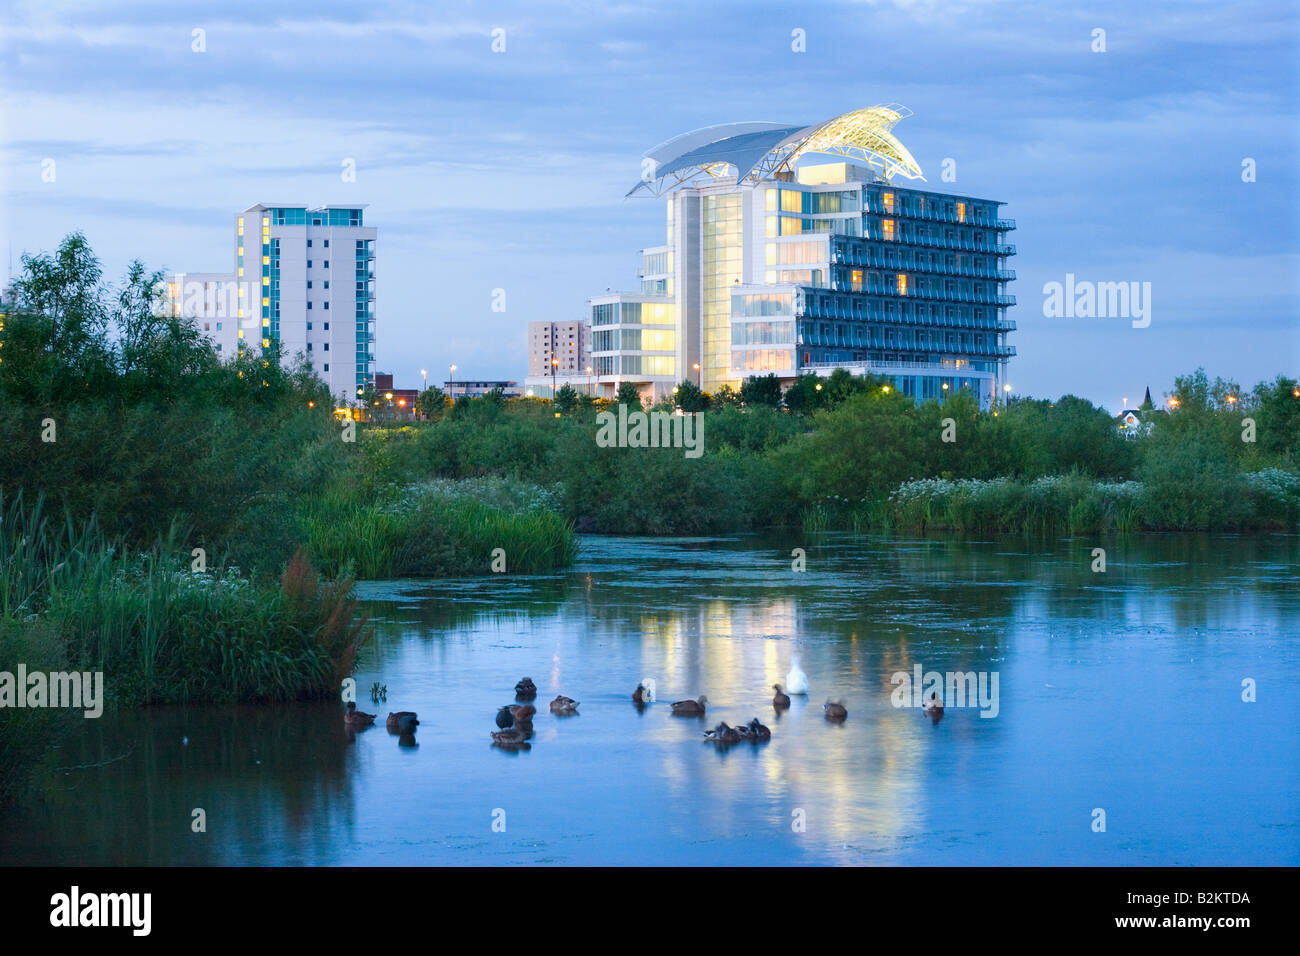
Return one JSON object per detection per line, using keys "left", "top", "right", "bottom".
{"left": 416, "top": 385, "right": 448, "bottom": 421}
{"left": 740, "top": 373, "right": 782, "bottom": 407}
{"left": 554, "top": 383, "right": 579, "bottom": 415}
{"left": 615, "top": 381, "right": 643, "bottom": 408}
{"left": 673, "top": 379, "right": 709, "bottom": 413}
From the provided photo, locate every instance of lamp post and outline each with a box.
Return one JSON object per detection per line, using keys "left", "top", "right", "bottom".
{"left": 421, "top": 368, "right": 427, "bottom": 390}
{"left": 551, "top": 356, "right": 558, "bottom": 398}
{"left": 449, "top": 363, "right": 457, "bottom": 402}
{"left": 586, "top": 365, "right": 593, "bottom": 397}
{"left": 693, "top": 362, "right": 701, "bottom": 388}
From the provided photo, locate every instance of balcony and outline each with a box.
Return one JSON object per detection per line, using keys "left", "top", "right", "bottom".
{"left": 996, "top": 218, "right": 1016, "bottom": 230}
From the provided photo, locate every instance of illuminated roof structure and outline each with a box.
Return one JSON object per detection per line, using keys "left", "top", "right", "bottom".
{"left": 628, "top": 105, "right": 925, "bottom": 197}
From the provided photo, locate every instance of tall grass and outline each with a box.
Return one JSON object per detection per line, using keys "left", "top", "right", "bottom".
{"left": 302, "top": 478, "right": 578, "bottom": 579}
{"left": 1, "top": 495, "right": 372, "bottom": 804}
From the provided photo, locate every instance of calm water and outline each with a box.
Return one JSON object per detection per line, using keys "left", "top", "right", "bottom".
{"left": 3, "top": 533, "right": 1298, "bottom": 866}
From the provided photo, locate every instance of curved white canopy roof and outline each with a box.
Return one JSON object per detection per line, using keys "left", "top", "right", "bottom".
{"left": 628, "top": 105, "right": 924, "bottom": 196}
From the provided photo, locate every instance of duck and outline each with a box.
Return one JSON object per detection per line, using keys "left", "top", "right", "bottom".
{"left": 343, "top": 702, "right": 376, "bottom": 729}
{"left": 786, "top": 657, "right": 809, "bottom": 695}
{"left": 704, "top": 722, "right": 741, "bottom": 744}
{"left": 670, "top": 695, "right": 708, "bottom": 716}
{"left": 495, "top": 705, "right": 515, "bottom": 729}
{"left": 923, "top": 691, "right": 945, "bottom": 717}
{"left": 746, "top": 717, "right": 772, "bottom": 741}
{"left": 823, "top": 699, "right": 848, "bottom": 722}
{"left": 633, "top": 678, "right": 657, "bottom": 705}
{"left": 509, "top": 704, "right": 536, "bottom": 722}
{"left": 549, "top": 695, "right": 579, "bottom": 715}
{"left": 386, "top": 711, "right": 419, "bottom": 734}
{"left": 515, "top": 677, "right": 537, "bottom": 699}
{"left": 490, "top": 727, "right": 530, "bottom": 749}
{"left": 772, "top": 683, "right": 791, "bottom": 710}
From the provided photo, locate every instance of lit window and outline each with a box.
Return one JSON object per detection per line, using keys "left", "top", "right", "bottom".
{"left": 262, "top": 338, "right": 270, "bottom": 348}
{"left": 238, "top": 329, "right": 244, "bottom": 339}
{"left": 956, "top": 202, "right": 966, "bottom": 223}
{"left": 262, "top": 255, "right": 269, "bottom": 265}
{"left": 897, "top": 274, "right": 907, "bottom": 295}
{"left": 766, "top": 244, "right": 776, "bottom": 266}
{"left": 883, "top": 219, "right": 896, "bottom": 241}
{"left": 262, "top": 318, "right": 270, "bottom": 327}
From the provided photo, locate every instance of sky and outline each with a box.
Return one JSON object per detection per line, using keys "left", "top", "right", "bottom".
{"left": 1, "top": 0, "right": 1297, "bottom": 411}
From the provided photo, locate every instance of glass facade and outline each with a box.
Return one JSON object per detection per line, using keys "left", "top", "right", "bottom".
{"left": 701, "top": 193, "right": 742, "bottom": 391}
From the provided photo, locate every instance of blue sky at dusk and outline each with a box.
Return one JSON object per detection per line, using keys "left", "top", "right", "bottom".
{"left": 1, "top": 0, "right": 1296, "bottom": 409}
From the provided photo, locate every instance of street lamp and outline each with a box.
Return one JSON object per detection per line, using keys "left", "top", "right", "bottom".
{"left": 586, "top": 365, "right": 593, "bottom": 397}
{"left": 693, "top": 362, "right": 701, "bottom": 387}
{"left": 551, "top": 356, "right": 558, "bottom": 398}
{"left": 421, "top": 368, "right": 427, "bottom": 390}
{"left": 449, "top": 363, "right": 457, "bottom": 401}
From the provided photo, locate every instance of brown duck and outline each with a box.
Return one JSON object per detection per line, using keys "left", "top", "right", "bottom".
{"left": 549, "top": 695, "right": 579, "bottom": 715}
{"left": 670, "top": 695, "right": 708, "bottom": 716}
{"left": 772, "top": 684, "right": 791, "bottom": 710}
{"left": 386, "top": 711, "right": 419, "bottom": 734}
{"left": 344, "top": 702, "right": 376, "bottom": 729}
{"left": 823, "top": 700, "right": 848, "bottom": 722}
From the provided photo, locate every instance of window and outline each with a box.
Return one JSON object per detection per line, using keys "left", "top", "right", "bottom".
{"left": 216, "top": 322, "right": 222, "bottom": 331}
{"left": 323, "top": 363, "right": 329, "bottom": 372}
{"left": 216, "top": 344, "right": 222, "bottom": 351}
{"left": 307, "top": 240, "right": 312, "bottom": 247}
{"left": 323, "top": 302, "right": 329, "bottom": 310}
{"left": 307, "top": 322, "right": 312, "bottom": 330}
{"left": 307, "top": 280, "right": 313, "bottom": 289}
{"left": 323, "top": 322, "right": 330, "bottom": 330}
{"left": 308, "top": 302, "right": 313, "bottom": 310}
{"left": 323, "top": 280, "right": 329, "bottom": 289}
{"left": 324, "top": 343, "right": 329, "bottom": 351}
{"left": 323, "top": 240, "right": 329, "bottom": 248}
{"left": 307, "top": 343, "right": 313, "bottom": 351}
{"left": 307, "top": 260, "right": 312, "bottom": 268}
{"left": 323, "top": 260, "right": 329, "bottom": 269}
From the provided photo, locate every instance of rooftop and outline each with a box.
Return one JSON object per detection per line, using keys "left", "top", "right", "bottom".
{"left": 629, "top": 105, "right": 924, "bottom": 197}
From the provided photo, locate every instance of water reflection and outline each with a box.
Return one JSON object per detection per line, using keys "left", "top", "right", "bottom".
{"left": 2, "top": 532, "right": 1297, "bottom": 865}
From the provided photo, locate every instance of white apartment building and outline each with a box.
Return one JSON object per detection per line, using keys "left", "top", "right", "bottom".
{"left": 165, "top": 203, "right": 376, "bottom": 398}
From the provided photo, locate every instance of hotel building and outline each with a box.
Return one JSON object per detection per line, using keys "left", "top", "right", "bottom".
{"left": 165, "top": 204, "right": 376, "bottom": 398}
{"left": 560, "top": 106, "right": 1016, "bottom": 407}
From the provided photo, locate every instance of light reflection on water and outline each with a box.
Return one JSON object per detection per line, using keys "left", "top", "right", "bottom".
{"left": 3, "top": 532, "right": 1297, "bottom": 865}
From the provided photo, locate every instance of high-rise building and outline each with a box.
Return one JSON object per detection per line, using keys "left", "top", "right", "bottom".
{"left": 165, "top": 204, "right": 376, "bottom": 398}
{"left": 527, "top": 319, "right": 592, "bottom": 392}
{"left": 578, "top": 106, "right": 1016, "bottom": 407}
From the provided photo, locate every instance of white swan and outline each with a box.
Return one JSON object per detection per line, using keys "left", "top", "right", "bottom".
{"left": 786, "top": 657, "right": 809, "bottom": 695}
{"left": 640, "top": 677, "right": 656, "bottom": 702}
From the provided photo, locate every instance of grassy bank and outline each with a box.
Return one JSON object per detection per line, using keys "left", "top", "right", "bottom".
{"left": 302, "top": 477, "right": 578, "bottom": 578}
{"left": 0, "top": 494, "right": 372, "bottom": 804}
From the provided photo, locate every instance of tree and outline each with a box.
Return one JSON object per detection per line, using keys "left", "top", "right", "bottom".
{"left": 824, "top": 367, "right": 869, "bottom": 406}
{"left": 673, "top": 379, "right": 709, "bottom": 413}
{"left": 712, "top": 383, "right": 742, "bottom": 408}
{"left": 782, "top": 373, "right": 829, "bottom": 414}
{"left": 740, "top": 373, "right": 782, "bottom": 408}
{"left": 554, "top": 383, "right": 578, "bottom": 415}
{"left": 416, "top": 385, "right": 448, "bottom": 421}
{"left": 615, "top": 381, "right": 643, "bottom": 408}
